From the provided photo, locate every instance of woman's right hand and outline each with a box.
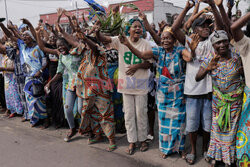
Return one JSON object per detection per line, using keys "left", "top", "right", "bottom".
{"left": 119, "top": 34, "right": 129, "bottom": 46}
{"left": 207, "top": 55, "right": 220, "bottom": 71}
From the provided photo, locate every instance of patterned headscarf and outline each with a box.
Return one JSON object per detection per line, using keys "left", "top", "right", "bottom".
{"left": 23, "top": 30, "right": 36, "bottom": 41}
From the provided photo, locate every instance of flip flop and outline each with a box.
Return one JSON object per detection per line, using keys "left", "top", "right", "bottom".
{"left": 8, "top": 113, "right": 16, "bottom": 118}
{"left": 204, "top": 152, "right": 211, "bottom": 163}
{"left": 106, "top": 144, "right": 117, "bottom": 152}
{"left": 64, "top": 130, "right": 77, "bottom": 142}
{"left": 186, "top": 154, "right": 196, "bottom": 165}
{"left": 126, "top": 146, "right": 136, "bottom": 155}
{"left": 87, "top": 137, "right": 103, "bottom": 145}
{"left": 160, "top": 152, "right": 167, "bottom": 159}
{"left": 140, "top": 142, "right": 149, "bottom": 152}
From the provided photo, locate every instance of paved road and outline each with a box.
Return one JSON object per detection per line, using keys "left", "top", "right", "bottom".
{"left": 0, "top": 117, "right": 153, "bottom": 167}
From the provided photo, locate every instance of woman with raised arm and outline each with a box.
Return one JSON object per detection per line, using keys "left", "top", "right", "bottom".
{"left": 71, "top": 31, "right": 117, "bottom": 151}
{"left": 17, "top": 19, "right": 49, "bottom": 128}
{"left": 0, "top": 22, "right": 28, "bottom": 119}
{"left": 0, "top": 41, "right": 24, "bottom": 118}
{"left": 36, "top": 28, "right": 66, "bottom": 128}
{"left": 119, "top": 26, "right": 196, "bottom": 159}
{"left": 172, "top": 0, "right": 225, "bottom": 164}
{"left": 196, "top": 30, "right": 244, "bottom": 167}
{"left": 96, "top": 17, "right": 153, "bottom": 155}
{"left": 40, "top": 22, "right": 84, "bottom": 140}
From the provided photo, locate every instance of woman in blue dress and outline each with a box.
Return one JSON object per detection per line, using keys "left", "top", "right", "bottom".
{"left": 119, "top": 28, "right": 194, "bottom": 158}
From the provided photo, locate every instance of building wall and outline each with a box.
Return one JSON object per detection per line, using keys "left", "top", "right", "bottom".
{"left": 154, "top": 0, "right": 183, "bottom": 28}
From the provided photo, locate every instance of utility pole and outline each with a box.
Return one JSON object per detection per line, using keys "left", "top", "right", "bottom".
{"left": 4, "top": 0, "right": 8, "bottom": 23}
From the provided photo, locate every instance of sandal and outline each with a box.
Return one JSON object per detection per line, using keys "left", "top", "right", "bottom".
{"left": 106, "top": 144, "right": 117, "bottom": 152}
{"left": 186, "top": 154, "right": 196, "bottom": 165}
{"left": 140, "top": 142, "right": 149, "bottom": 152}
{"left": 160, "top": 152, "right": 167, "bottom": 159}
{"left": 204, "top": 152, "right": 211, "bottom": 163}
{"left": 64, "top": 129, "right": 77, "bottom": 142}
{"left": 126, "top": 143, "right": 136, "bottom": 155}
{"left": 87, "top": 137, "right": 103, "bottom": 145}
{"left": 8, "top": 113, "right": 16, "bottom": 118}
{"left": 179, "top": 151, "right": 187, "bottom": 160}
{"left": 21, "top": 118, "right": 28, "bottom": 122}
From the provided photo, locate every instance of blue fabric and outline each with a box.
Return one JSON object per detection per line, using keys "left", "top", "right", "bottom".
{"left": 153, "top": 46, "right": 186, "bottom": 155}
{"left": 24, "top": 77, "right": 47, "bottom": 125}
{"left": 83, "top": 0, "right": 106, "bottom": 20}
{"left": 107, "top": 63, "right": 123, "bottom": 119}
{"left": 236, "top": 86, "right": 250, "bottom": 161}
{"left": 18, "top": 39, "right": 45, "bottom": 77}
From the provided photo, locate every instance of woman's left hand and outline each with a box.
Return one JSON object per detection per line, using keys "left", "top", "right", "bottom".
{"left": 126, "top": 64, "right": 138, "bottom": 76}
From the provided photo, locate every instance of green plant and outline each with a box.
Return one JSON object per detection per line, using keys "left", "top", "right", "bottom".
{"left": 87, "top": 3, "right": 140, "bottom": 35}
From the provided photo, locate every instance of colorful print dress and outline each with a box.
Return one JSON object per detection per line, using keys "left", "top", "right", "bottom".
{"left": 76, "top": 45, "right": 115, "bottom": 139}
{"left": 236, "top": 85, "right": 250, "bottom": 165}
{"left": 152, "top": 46, "right": 186, "bottom": 155}
{"left": 2, "top": 55, "right": 23, "bottom": 114}
{"left": 202, "top": 49, "right": 244, "bottom": 165}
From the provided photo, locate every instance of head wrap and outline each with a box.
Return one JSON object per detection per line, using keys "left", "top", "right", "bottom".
{"left": 124, "top": 17, "right": 145, "bottom": 37}
{"left": 23, "top": 30, "right": 36, "bottom": 41}
{"left": 210, "top": 30, "right": 228, "bottom": 45}
{"left": 18, "top": 24, "right": 28, "bottom": 31}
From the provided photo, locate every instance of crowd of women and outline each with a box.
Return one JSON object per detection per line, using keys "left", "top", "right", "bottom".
{"left": 0, "top": 0, "right": 249, "bottom": 166}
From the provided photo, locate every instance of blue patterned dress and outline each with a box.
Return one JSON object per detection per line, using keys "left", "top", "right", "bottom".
{"left": 19, "top": 39, "right": 47, "bottom": 125}
{"left": 152, "top": 46, "right": 186, "bottom": 155}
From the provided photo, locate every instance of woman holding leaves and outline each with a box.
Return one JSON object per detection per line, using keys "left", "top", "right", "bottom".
{"left": 118, "top": 26, "right": 196, "bottom": 158}
{"left": 96, "top": 17, "right": 153, "bottom": 155}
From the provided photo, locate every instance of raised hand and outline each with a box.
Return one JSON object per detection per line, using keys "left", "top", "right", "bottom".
{"left": 207, "top": 55, "right": 220, "bottom": 71}
{"left": 138, "top": 12, "right": 146, "bottom": 20}
{"left": 214, "top": 0, "right": 223, "bottom": 6}
{"left": 63, "top": 9, "right": 71, "bottom": 17}
{"left": 227, "top": 1, "right": 234, "bottom": 9}
{"left": 119, "top": 34, "right": 129, "bottom": 46}
{"left": 185, "top": 0, "right": 195, "bottom": 9}
{"left": 112, "top": 5, "right": 119, "bottom": 14}
{"left": 21, "top": 18, "right": 31, "bottom": 25}
{"left": 158, "top": 20, "right": 167, "bottom": 31}
{"left": 7, "top": 21, "right": 15, "bottom": 29}
{"left": 57, "top": 8, "right": 64, "bottom": 17}
{"left": 187, "top": 33, "right": 200, "bottom": 52}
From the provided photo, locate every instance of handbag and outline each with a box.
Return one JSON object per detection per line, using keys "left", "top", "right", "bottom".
{"left": 31, "top": 81, "right": 44, "bottom": 97}
{"left": 161, "top": 52, "right": 173, "bottom": 79}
